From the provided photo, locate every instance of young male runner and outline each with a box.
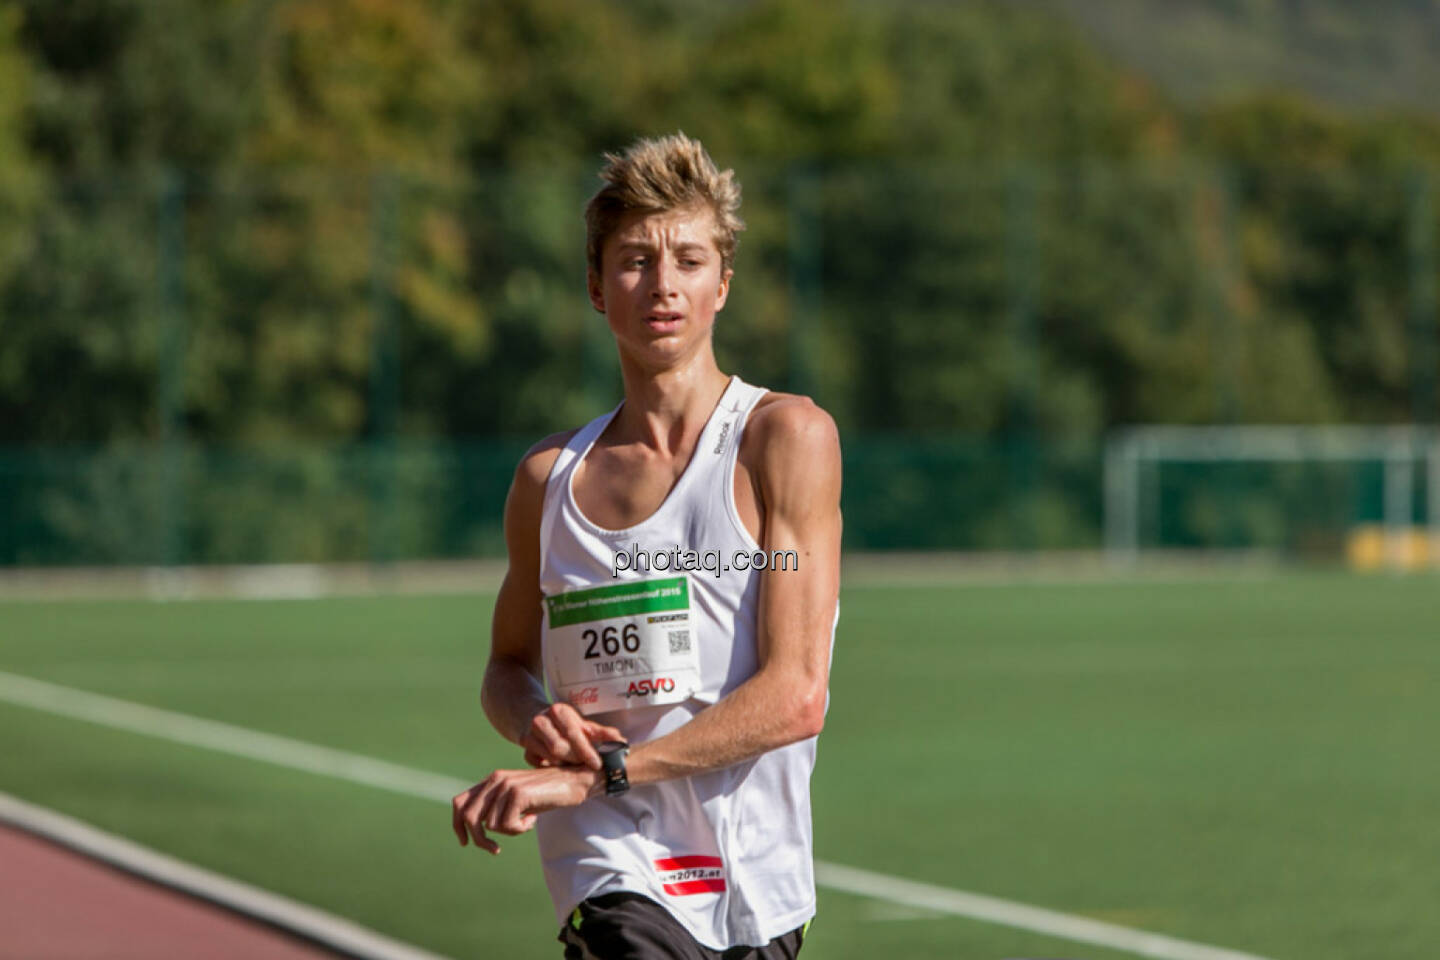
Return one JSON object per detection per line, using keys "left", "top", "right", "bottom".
{"left": 451, "top": 133, "right": 842, "bottom": 959}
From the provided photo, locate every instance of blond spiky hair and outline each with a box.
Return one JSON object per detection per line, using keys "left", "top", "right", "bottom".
{"left": 585, "top": 132, "right": 745, "bottom": 275}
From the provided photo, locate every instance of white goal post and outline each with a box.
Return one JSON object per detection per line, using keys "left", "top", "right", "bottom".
{"left": 1104, "top": 425, "right": 1440, "bottom": 568}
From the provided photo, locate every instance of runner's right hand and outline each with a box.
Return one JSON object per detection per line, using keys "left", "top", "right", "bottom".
{"left": 521, "top": 702, "right": 623, "bottom": 770}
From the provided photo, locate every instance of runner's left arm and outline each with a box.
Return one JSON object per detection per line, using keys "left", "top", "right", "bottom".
{"left": 623, "top": 397, "right": 840, "bottom": 783}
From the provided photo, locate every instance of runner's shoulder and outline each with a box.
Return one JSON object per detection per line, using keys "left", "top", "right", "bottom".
{"left": 513, "top": 428, "right": 581, "bottom": 497}
{"left": 744, "top": 391, "right": 840, "bottom": 470}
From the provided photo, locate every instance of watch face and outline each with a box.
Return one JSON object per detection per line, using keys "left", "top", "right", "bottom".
{"left": 599, "top": 740, "right": 629, "bottom": 796}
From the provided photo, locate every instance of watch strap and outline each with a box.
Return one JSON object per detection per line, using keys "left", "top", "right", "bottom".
{"left": 598, "top": 740, "right": 630, "bottom": 797}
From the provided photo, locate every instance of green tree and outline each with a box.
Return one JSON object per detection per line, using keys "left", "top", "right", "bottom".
{"left": 197, "top": 0, "right": 485, "bottom": 443}
{"left": 0, "top": 1, "right": 43, "bottom": 437}
{"left": 1, "top": 0, "right": 268, "bottom": 445}
{"left": 1200, "top": 95, "right": 1440, "bottom": 422}
{"left": 0, "top": 3, "right": 39, "bottom": 271}
{"left": 817, "top": 2, "right": 1187, "bottom": 436}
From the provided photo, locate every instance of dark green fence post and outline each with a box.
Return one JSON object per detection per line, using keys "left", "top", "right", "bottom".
{"left": 787, "top": 166, "right": 822, "bottom": 399}
{"left": 369, "top": 171, "right": 400, "bottom": 567}
{"left": 1409, "top": 169, "right": 1437, "bottom": 425}
{"left": 157, "top": 171, "right": 187, "bottom": 567}
{"left": 1195, "top": 163, "right": 1244, "bottom": 546}
{"left": 1199, "top": 164, "right": 1241, "bottom": 425}
{"left": 1005, "top": 168, "right": 1040, "bottom": 549}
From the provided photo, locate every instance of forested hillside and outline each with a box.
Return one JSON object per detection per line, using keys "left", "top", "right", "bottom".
{"left": 1, "top": 0, "right": 1437, "bottom": 449}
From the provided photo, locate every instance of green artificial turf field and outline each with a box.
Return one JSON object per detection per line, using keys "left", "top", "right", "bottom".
{"left": 1, "top": 573, "right": 1436, "bottom": 959}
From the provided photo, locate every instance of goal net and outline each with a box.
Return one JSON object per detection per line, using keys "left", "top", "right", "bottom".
{"left": 1103, "top": 426, "right": 1440, "bottom": 569}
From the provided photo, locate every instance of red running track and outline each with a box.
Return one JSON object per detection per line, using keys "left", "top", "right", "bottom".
{"left": 0, "top": 825, "right": 346, "bottom": 960}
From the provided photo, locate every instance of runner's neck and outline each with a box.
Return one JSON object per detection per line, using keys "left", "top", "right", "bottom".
{"left": 612, "top": 356, "right": 731, "bottom": 454}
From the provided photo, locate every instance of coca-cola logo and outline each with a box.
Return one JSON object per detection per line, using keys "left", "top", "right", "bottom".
{"left": 568, "top": 687, "right": 599, "bottom": 705}
{"left": 623, "top": 677, "right": 677, "bottom": 699}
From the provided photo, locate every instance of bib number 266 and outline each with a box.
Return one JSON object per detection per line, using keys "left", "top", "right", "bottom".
{"left": 583, "top": 623, "right": 640, "bottom": 659}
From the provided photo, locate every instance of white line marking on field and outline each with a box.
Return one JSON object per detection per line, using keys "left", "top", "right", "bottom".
{"left": 858, "top": 899, "right": 949, "bottom": 922}
{"left": 0, "top": 790, "right": 452, "bottom": 960}
{"left": 817, "top": 861, "right": 1272, "bottom": 960}
{"left": 0, "top": 670, "right": 1277, "bottom": 960}
{"left": 0, "top": 670, "right": 465, "bottom": 802}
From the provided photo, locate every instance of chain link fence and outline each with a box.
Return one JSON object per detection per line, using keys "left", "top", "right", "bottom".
{"left": 1, "top": 163, "right": 1436, "bottom": 564}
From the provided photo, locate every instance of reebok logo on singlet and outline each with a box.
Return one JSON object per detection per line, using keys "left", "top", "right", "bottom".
{"left": 713, "top": 419, "right": 732, "bottom": 454}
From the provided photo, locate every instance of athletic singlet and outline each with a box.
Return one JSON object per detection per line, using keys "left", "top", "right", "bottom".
{"left": 535, "top": 375, "right": 830, "bottom": 950}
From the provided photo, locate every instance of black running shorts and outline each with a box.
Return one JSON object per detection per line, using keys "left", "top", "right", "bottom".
{"left": 557, "top": 891, "right": 808, "bottom": 960}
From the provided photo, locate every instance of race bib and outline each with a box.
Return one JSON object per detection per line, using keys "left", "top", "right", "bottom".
{"left": 544, "top": 576, "right": 700, "bottom": 715}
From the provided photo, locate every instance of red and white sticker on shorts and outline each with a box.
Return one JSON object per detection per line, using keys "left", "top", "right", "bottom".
{"left": 653, "top": 855, "right": 726, "bottom": 896}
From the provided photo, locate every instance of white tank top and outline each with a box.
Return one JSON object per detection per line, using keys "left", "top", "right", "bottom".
{"left": 535, "top": 375, "right": 825, "bottom": 949}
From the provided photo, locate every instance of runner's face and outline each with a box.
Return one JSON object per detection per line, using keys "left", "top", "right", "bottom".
{"left": 589, "top": 206, "right": 731, "bottom": 369}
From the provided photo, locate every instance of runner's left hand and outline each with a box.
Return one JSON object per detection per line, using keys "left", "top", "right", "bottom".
{"left": 451, "top": 766, "right": 598, "bottom": 854}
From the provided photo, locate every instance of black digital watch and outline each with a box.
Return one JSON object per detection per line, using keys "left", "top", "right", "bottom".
{"left": 597, "top": 740, "right": 630, "bottom": 797}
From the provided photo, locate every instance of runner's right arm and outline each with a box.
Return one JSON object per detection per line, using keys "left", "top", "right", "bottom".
{"left": 481, "top": 434, "right": 621, "bottom": 772}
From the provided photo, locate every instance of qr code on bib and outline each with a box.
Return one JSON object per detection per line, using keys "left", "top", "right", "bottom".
{"left": 668, "top": 630, "right": 691, "bottom": 654}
